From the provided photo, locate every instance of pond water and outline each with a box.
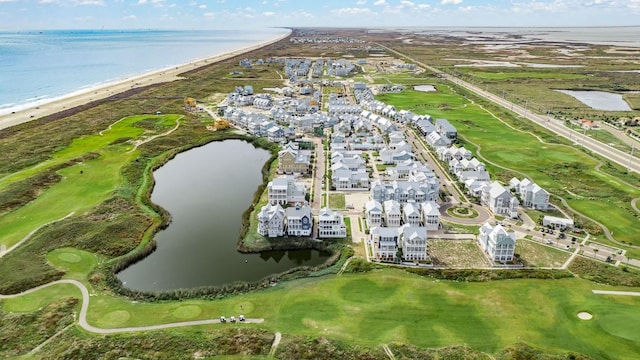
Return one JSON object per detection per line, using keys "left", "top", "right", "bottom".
{"left": 555, "top": 90, "right": 632, "bottom": 111}
{"left": 414, "top": 85, "right": 436, "bottom": 92}
{"left": 117, "top": 140, "right": 330, "bottom": 292}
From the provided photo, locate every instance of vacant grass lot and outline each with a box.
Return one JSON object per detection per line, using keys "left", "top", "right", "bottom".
{"left": 377, "top": 86, "right": 640, "bottom": 251}
{"left": 2, "top": 268, "right": 639, "bottom": 359}
{"left": 328, "top": 193, "right": 346, "bottom": 209}
{"left": 516, "top": 239, "right": 571, "bottom": 268}
{"left": 428, "top": 240, "right": 488, "bottom": 267}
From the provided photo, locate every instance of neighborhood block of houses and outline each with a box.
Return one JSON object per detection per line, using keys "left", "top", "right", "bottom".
{"left": 218, "top": 57, "right": 565, "bottom": 267}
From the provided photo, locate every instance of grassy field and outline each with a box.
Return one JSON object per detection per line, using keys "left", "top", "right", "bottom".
{"left": 2, "top": 268, "right": 640, "bottom": 359}
{"left": 377, "top": 86, "right": 640, "bottom": 252}
{"left": 428, "top": 240, "right": 489, "bottom": 267}
{"left": 328, "top": 193, "right": 346, "bottom": 209}
{"left": 516, "top": 239, "right": 571, "bottom": 268}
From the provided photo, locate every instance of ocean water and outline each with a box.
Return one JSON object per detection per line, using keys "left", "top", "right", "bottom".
{"left": 0, "top": 28, "right": 290, "bottom": 115}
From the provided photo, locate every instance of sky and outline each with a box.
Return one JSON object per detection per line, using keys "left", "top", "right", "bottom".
{"left": 0, "top": 0, "right": 639, "bottom": 30}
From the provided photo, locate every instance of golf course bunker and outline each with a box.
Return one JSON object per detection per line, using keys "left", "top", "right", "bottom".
{"left": 578, "top": 311, "right": 593, "bottom": 320}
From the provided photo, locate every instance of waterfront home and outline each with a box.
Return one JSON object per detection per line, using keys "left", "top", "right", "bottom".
{"left": 318, "top": 207, "right": 347, "bottom": 238}
{"left": 278, "top": 142, "right": 311, "bottom": 174}
{"left": 257, "top": 203, "right": 286, "bottom": 237}
{"left": 383, "top": 200, "right": 402, "bottom": 227}
{"left": 400, "top": 225, "right": 428, "bottom": 261}
{"left": 481, "top": 181, "right": 519, "bottom": 218}
{"left": 267, "top": 175, "right": 307, "bottom": 205}
{"left": 371, "top": 226, "right": 400, "bottom": 261}
{"left": 421, "top": 201, "right": 440, "bottom": 231}
{"left": 286, "top": 202, "right": 313, "bottom": 237}
{"left": 478, "top": 222, "right": 516, "bottom": 263}
{"left": 365, "top": 200, "right": 383, "bottom": 227}
{"left": 267, "top": 126, "right": 285, "bottom": 143}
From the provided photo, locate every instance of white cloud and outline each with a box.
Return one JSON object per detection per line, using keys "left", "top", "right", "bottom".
{"left": 400, "top": 0, "right": 415, "bottom": 7}
{"left": 123, "top": 14, "right": 137, "bottom": 20}
{"left": 332, "top": 7, "right": 372, "bottom": 15}
{"left": 441, "top": 0, "right": 462, "bottom": 4}
{"left": 199, "top": 4, "right": 206, "bottom": 8}
{"left": 356, "top": 0, "right": 367, "bottom": 4}
{"left": 203, "top": 11, "right": 215, "bottom": 17}
{"left": 72, "top": 0, "right": 105, "bottom": 5}
{"left": 38, "top": 0, "right": 59, "bottom": 3}
{"left": 262, "top": 11, "right": 275, "bottom": 16}
{"left": 373, "top": 0, "right": 386, "bottom": 5}
{"left": 137, "top": 0, "right": 147, "bottom": 4}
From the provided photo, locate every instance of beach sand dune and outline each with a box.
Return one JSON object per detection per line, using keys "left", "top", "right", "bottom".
{"left": 0, "top": 31, "right": 290, "bottom": 132}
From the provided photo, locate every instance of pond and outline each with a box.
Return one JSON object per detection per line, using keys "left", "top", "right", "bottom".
{"left": 117, "top": 140, "right": 330, "bottom": 292}
{"left": 414, "top": 85, "right": 436, "bottom": 92}
{"left": 555, "top": 90, "right": 632, "bottom": 111}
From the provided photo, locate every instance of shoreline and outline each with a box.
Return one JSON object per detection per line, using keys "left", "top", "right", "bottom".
{"left": 0, "top": 29, "right": 291, "bottom": 132}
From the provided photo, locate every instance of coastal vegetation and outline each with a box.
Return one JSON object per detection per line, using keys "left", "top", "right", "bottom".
{"left": 1, "top": 29, "right": 640, "bottom": 359}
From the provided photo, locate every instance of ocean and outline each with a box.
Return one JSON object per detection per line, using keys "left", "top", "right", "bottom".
{"left": 0, "top": 28, "right": 290, "bottom": 115}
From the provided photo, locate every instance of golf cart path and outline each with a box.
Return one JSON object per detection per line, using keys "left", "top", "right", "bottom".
{"left": 0, "top": 279, "right": 263, "bottom": 334}
{"left": 0, "top": 212, "right": 75, "bottom": 259}
{"left": 592, "top": 290, "right": 640, "bottom": 296}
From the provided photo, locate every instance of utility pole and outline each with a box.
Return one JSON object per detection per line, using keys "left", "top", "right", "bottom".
{"left": 628, "top": 142, "right": 636, "bottom": 172}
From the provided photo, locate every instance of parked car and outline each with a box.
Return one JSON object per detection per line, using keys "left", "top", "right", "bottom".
{"left": 230, "top": 316, "right": 236, "bottom": 323}
{"left": 220, "top": 316, "right": 226, "bottom": 323}
{"left": 239, "top": 315, "right": 246, "bottom": 322}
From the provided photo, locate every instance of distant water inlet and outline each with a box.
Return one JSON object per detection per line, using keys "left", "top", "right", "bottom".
{"left": 117, "top": 140, "right": 330, "bottom": 292}
{"left": 555, "top": 90, "right": 632, "bottom": 111}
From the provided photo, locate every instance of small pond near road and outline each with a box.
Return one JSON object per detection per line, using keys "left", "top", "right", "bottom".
{"left": 555, "top": 90, "right": 632, "bottom": 111}
{"left": 117, "top": 140, "right": 330, "bottom": 292}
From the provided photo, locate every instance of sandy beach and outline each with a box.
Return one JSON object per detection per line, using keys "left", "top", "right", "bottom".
{"left": 0, "top": 30, "right": 291, "bottom": 132}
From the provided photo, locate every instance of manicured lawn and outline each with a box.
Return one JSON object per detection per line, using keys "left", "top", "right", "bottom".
{"left": 2, "top": 269, "right": 639, "bottom": 358}
{"left": 328, "top": 193, "right": 346, "bottom": 209}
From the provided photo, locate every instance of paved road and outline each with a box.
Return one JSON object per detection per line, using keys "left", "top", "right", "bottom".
{"left": 0, "top": 279, "right": 263, "bottom": 334}
{"left": 380, "top": 45, "right": 640, "bottom": 174}
{"left": 592, "top": 290, "right": 640, "bottom": 296}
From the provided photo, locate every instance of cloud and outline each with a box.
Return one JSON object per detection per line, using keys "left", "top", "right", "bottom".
{"left": 72, "top": 0, "right": 105, "bottom": 5}
{"left": 373, "top": 0, "right": 385, "bottom": 5}
{"left": 441, "top": 0, "right": 462, "bottom": 4}
{"left": 356, "top": 0, "right": 367, "bottom": 4}
{"left": 199, "top": 4, "right": 206, "bottom": 8}
{"left": 137, "top": 0, "right": 147, "bottom": 4}
{"left": 262, "top": 11, "right": 276, "bottom": 16}
{"left": 332, "top": 7, "right": 372, "bottom": 15}
{"left": 123, "top": 14, "right": 137, "bottom": 20}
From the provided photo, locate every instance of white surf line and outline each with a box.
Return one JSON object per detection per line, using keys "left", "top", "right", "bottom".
{"left": 0, "top": 211, "right": 75, "bottom": 259}
{"left": 0, "top": 279, "right": 264, "bottom": 335}
{"left": 592, "top": 290, "right": 640, "bottom": 296}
